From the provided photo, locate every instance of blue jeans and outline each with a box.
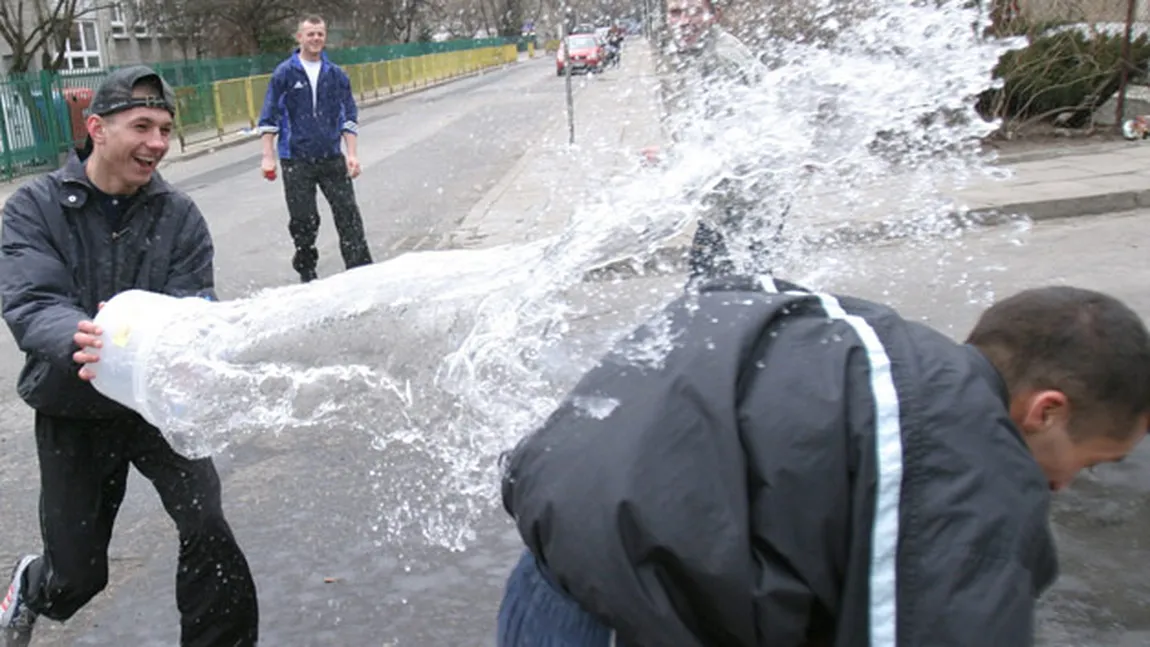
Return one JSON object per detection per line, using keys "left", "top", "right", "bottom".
{"left": 497, "top": 550, "right": 617, "bottom": 647}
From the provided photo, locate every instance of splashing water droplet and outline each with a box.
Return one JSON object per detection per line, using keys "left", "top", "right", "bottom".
{"left": 572, "top": 395, "right": 622, "bottom": 420}
{"left": 95, "top": 0, "right": 1028, "bottom": 552}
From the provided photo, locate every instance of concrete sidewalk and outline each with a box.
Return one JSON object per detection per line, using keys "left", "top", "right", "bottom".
{"left": 448, "top": 45, "right": 667, "bottom": 250}
{"left": 450, "top": 40, "right": 1150, "bottom": 273}
{"left": 448, "top": 46, "right": 667, "bottom": 251}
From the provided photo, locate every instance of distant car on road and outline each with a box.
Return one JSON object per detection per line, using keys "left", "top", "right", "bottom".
{"left": 556, "top": 34, "right": 605, "bottom": 76}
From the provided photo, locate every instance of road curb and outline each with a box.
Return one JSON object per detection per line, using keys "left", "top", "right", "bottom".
{"left": 983, "top": 189, "right": 1150, "bottom": 222}
{"left": 166, "top": 61, "right": 528, "bottom": 167}
{"left": 582, "top": 189, "right": 1150, "bottom": 282}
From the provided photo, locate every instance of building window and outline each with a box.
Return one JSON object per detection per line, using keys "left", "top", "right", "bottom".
{"left": 64, "top": 20, "right": 102, "bottom": 69}
{"left": 110, "top": 2, "right": 126, "bottom": 37}
{"left": 109, "top": 1, "right": 150, "bottom": 38}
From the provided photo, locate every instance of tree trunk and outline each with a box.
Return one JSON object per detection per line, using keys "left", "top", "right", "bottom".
{"left": 9, "top": 50, "right": 30, "bottom": 75}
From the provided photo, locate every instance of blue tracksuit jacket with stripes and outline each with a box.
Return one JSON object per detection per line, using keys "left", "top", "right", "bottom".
{"left": 257, "top": 50, "right": 358, "bottom": 161}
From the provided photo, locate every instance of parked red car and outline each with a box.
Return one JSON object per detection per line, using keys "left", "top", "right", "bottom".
{"left": 556, "top": 34, "right": 604, "bottom": 76}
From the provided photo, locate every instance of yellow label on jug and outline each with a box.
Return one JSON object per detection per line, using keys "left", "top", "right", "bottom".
{"left": 112, "top": 325, "right": 131, "bottom": 348}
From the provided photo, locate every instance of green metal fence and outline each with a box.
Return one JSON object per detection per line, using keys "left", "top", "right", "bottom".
{"left": 0, "top": 37, "right": 513, "bottom": 181}
{"left": 0, "top": 71, "right": 81, "bottom": 180}
{"left": 139, "top": 38, "right": 511, "bottom": 86}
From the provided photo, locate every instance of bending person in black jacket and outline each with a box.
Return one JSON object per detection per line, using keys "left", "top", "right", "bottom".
{"left": 498, "top": 275, "right": 1150, "bottom": 646}
{"left": 0, "top": 67, "right": 258, "bottom": 647}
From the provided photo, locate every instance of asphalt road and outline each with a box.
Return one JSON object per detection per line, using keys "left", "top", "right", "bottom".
{"left": 1, "top": 53, "right": 1149, "bottom": 645}
{"left": 165, "top": 54, "right": 568, "bottom": 292}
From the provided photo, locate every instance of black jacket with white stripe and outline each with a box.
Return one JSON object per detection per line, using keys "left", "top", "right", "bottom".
{"left": 501, "top": 276, "right": 1059, "bottom": 646}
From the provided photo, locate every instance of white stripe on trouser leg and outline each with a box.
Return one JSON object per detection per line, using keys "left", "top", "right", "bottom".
{"left": 817, "top": 294, "right": 903, "bottom": 647}
{"left": 609, "top": 630, "right": 617, "bottom": 647}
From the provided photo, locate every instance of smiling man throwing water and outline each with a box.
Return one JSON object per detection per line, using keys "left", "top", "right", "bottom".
{"left": 0, "top": 67, "right": 258, "bottom": 647}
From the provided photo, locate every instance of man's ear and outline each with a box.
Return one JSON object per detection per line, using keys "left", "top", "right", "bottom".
{"left": 1015, "top": 390, "right": 1070, "bottom": 436}
{"left": 86, "top": 114, "right": 106, "bottom": 145}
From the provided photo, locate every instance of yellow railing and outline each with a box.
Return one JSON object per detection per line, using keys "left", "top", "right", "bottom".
{"left": 203, "top": 44, "right": 520, "bottom": 137}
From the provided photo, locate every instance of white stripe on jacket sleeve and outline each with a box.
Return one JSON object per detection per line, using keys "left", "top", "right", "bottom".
{"left": 758, "top": 276, "right": 904, "bottom": 646}
{"left": 816, "top": 292, "right": 904, "bottom": 647}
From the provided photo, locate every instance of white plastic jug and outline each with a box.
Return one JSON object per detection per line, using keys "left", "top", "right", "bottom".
{"left": 87, "top": 289, "right": 219, "bottom": 430}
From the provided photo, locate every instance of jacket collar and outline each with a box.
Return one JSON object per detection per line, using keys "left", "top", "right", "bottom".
{"left": 291, "top": 49, "right": 330, "bottom": 70}
{"left": 964, "top": 344, "right": 1011, "bottom": 410}
{"left": 57, "top": 149, "right": 172, "bottom": 209}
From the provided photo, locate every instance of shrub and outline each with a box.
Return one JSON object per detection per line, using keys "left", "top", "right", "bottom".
{"left": 978, "top": 26, "right": 1150, "bottom": 127}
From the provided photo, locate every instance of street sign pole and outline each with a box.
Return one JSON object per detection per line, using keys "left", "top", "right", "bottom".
{"left": 562, "top": 7, "right": 575, "bottom": 144}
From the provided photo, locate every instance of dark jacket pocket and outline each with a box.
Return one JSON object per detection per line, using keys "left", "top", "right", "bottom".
{"left": 18, "top": 356, "right": 131, "bottom": 420}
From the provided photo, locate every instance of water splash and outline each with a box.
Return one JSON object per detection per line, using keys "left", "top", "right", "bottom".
{"left": 121, "top": 0, "right": 1024, "bottom": 549}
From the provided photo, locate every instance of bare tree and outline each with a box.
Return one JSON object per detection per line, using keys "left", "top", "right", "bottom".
{"left": 497, "top": 0, "right": 525, "bottom": 37}
{"left": 138, "top": 0, "right": 217, "bottom": 59}
{"left": 538, "top": 0, "right": 642, "bottom": 36}
{"left": 392, "top": 0, "right": 437, "bottom": 42}
{"left": 340, "top": 0, "right": 391, "bottom": 43}
{"left": 344, "top": 0, "right": 530, "bottom": 44}
{"left": 0, "top": 0, "right": 111, "bottom": 73}
{"left": 476, "top": 0, "right": 497, "bottom": 36}
{"left": 439, "top": 0, "right": 490, "bottom": 38}
{"left": 342, "top": 0, "right": 408, "bottom": 43}
{"left": 216, "top": 0, "right": 298, "bottom": 53}
{"left": 193, "top": 0, "right": 352, "bottom": 54}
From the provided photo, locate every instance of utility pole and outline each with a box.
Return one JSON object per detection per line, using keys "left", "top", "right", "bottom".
{"left": 562, "top": 5, "right": 575, "bottom": 144}
{"left": 1116, "top": 0, "right": 1137, "bottom": 128}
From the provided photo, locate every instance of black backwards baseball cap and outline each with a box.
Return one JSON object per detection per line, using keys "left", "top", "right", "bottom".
{"left": 88, "top": 65, "right": 176, "bottom": 117}
{"left": 78, "top": 65, "right": 177, "bottom": 157}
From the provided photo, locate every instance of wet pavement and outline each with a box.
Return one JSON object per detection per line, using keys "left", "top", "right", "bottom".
{"left": 1, "top": 46, "right": 1150, "bottom": 647}
{"left": 2, "top": 208, "right": 1149, "bottom": 645}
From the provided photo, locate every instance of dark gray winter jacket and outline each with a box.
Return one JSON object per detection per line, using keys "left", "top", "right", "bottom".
{"left": 0, "top": 152, "right": 215, "bottom": 419}
{"left": 502, "top": 275, "right": 1058, "bottom": 646}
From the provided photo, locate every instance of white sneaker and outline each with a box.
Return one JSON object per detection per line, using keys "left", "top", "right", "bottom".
{"left": 0, "top": 555, "right": 38, "bottom": 647}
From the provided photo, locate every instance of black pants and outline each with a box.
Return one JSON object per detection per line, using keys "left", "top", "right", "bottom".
{"left": 687, "top": 217, "right": 778, "bottom": 282}
{"left": 688, "top": 220, "right": 736, "bottom": 280}
{"left": 281, "top": 156, "right": 373, "bottom": 279}
{"left": 22, "top": 413, "right": 259, "bottom": 646}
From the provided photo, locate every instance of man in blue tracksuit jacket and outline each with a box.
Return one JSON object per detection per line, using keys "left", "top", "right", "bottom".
{"left": 258, "top": 14, "right": 373, "bottom": 283}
